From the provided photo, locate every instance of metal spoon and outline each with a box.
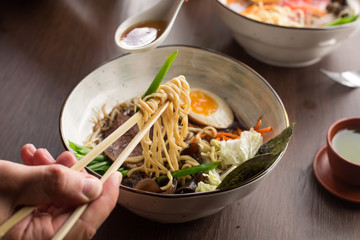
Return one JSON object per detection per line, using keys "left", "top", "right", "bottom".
{"left": 114, "top": 0, "right": 184, "bottom": 53}
{"left": 321, "top": 69, "right": 360, "bottom": 88}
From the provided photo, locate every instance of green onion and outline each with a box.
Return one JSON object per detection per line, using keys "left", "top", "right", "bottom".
{"left": 68, "top": 140, "right": 129, "bottom": 177}
{"left": 88, "top": 162, "right": 129, "bottom": 177}
{"left": 136, "top": 50, "right": 178, "bottom": 112}
{"left": 142, "top": 50, "right": 178, "bottom": 98}
{"left": 325, "top": 14, "right": 359, "bottom": 27}
{"left": 75, "top": 153, "right": 107, "bottom": 162}
{"left": 157, "top": 161, "right": 221, "bottom": 183}
{"left": 68, "top": 51, "right": 179, "bottom": 177}
{"left": 69, "top": 141, "right": 107, "bottom": 161}
{"left": 68, "top": 141, "right": 91, "bottom": 154}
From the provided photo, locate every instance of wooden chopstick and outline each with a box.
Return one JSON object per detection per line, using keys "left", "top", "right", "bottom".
{"left": 0, "top": 110, "right": 143, "bottom": 238}
{"left": 0, "top": 206, "right": 35, "bottom": 238}
{"left": 52, "top": 101, "right": 169, "bottom": 240}
{"left": 71, "top": 111, "right": 143, "bottom": 171}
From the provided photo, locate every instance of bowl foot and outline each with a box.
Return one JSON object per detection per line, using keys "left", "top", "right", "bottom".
{"left": 122, "top": 205, "right": 225, "bottom": 223}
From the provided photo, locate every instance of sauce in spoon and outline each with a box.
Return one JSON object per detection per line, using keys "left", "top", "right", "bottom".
{"left": 120, "top": 20, "right": 167, "bottom": 48}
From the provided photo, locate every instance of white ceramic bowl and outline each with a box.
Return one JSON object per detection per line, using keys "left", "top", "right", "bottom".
{"left": 60, "top": 46, "right": 289, "bottom": 223}
{"left": 213, "top": 0, "right": 360, "bottom": 67}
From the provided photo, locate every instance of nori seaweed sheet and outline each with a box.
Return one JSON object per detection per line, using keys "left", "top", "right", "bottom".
{"left": 217, "top": 123, "right": 294, "bottom": 190}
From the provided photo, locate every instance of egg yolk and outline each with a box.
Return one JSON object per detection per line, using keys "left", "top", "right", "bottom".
{"left": 190, "top": 90, "right": 218, "bottom": 115}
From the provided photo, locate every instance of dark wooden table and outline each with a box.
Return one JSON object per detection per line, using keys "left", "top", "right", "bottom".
{"left": 1, "top": 0, "right": 360, "bottom": 239}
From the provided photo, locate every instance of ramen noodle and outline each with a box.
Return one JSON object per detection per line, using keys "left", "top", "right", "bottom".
{"left": 82, "top": 76, "right": 271, "bottom": 193}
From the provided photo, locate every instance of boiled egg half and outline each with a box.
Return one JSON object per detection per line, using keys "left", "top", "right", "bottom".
{"left": 189, "top": 88, "right": 234, "bottom": 129}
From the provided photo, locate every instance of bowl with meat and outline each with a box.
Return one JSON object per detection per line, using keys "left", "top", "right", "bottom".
{"left": 213, "top": 0, "right": 360, "bottom": 67}
{"left": 60, "top": 45, "right": 291, "bottom": 223}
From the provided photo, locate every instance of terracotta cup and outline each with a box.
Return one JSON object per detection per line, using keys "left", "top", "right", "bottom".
{"left": 326, "top": 117, "right": 360, "bottom": 186}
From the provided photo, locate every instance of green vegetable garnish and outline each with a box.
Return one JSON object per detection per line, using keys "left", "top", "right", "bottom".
{"left": 143, "top": 50, "right": 178, "bottom": 98}
{"left": 69, "top": 141, "right": 107, "bottom": 161}
{"left": 68, "top": 141, "right": 93, "bottom": 155}
{"left": 136, "top": 50, "right": 178, "bottom": 112}
{"left": 217, "top": 123, "right": 295, "bottom": 190}
{"left": 68, "top": 51, "right": 179, "bottom": 176}
{"left": 325, "top": 14, "right": 359, "bottom": 27}
{"left": 87, "top": 160, "right": 129, "bottom": 176}
{"left": 157, "top": 161, "right": 221, "bottom": 183}
{"left": 68, "top": 140, "right": 129, "bottom": 176}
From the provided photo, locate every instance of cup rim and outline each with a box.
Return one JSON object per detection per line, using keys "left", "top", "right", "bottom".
{"left": 326, "top": 117, "right": 360, "bottom": 167}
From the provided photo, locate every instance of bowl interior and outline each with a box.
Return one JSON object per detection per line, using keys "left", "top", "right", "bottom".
{"left": 61, "top": 46, "right": 288, "bottom": 151}
{"left": 60, "top": 45, "right": 289, "bottom": 196}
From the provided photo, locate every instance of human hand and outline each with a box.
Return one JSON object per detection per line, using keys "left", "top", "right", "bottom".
{"left": 0, "top": 144, "right": 122, "bottom": 240}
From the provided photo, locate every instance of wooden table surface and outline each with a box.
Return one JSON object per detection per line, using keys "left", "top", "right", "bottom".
{"left": 1, "top": 0, "right": 360, "bottom": 239}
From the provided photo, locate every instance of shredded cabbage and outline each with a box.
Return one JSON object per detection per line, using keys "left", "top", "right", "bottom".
{"left": 213, "top": 128, "right": 263, "bottom": 169}
{"left": 196, "top": 182, "right": 217, "bottom": 192}
{"left": 196, "top": 128, "right": 263, "bottom": 192}
{"left": 195, "top": 169, "right": 221, "bottom": 192}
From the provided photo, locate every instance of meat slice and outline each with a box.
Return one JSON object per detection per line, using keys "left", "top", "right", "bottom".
{"left": 103, "top": 112, "right": 143, "bottom": 162}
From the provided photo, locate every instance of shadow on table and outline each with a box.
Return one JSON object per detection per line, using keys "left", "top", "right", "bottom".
{"left": 94, "top": 203, "right": 222, "bottom": 240}
{"left": 310, "top": 166, "right": 360, "bottom": 237}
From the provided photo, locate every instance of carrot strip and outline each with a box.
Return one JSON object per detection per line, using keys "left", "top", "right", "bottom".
{"left": 215, "top": 130, "right": 243, "bottom": 141}
{"left": 237, "top": 128, "right": 242, "bottom": 136}
{"left": 257, "top": 127, "right": 273, "bottom": 133}
{"left": 217, "top": 132, "right": 239, "bottom": 138}
{"left": 254, "top": 117, "right": 262, "bottom": 130}
{"left": 252, "top": 117, "right": 273, "bottom": 136}
{"left": 241, "top": 5, "right": 259, "bottom": 14}
{"left": 222, "top": 136, "right": 231, "bottom": 141}
{"left": 256, "top": 127, "right": 273, "bottom": 136}
{"left": 199, "top": 133, "right": 207, "bottom": 138}
{"left": 192, "top": 118, "right": 272, "bottom": 142}
{"left": 286, "top": 5, "right": 326, "bottom": 16}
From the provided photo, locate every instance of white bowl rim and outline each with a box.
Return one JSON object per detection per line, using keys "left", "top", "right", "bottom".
{"left": 214, "top": 0, "right": 360, "bottom": 31}
{"left": 59, "top": 44, "right": 290, "bottom": 199}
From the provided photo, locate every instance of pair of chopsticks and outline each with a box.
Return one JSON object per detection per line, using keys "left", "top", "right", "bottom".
{"left": 0, "top": 101, "right": 169, "bottom": 239}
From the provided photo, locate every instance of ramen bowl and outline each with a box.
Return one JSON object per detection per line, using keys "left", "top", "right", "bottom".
{"left": 213, "top": 0, "right": 360, "bottom": 67}
{"left": 60, "top": 45, "right": 289, "bottom": 223}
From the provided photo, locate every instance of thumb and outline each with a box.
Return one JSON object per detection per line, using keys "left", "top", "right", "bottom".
{"left": 9, "top": 162, "right": 103, "bottom": 207}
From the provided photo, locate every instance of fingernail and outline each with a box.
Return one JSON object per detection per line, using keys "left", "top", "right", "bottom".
{"left": 26, "top": 144, "right": 36, "bottom": 155}
{"left": 116, "top": 171, "right": 123, "bottom": 183}
{"left": 82, "top": 178, "right": 102, "bottom": 201}
{"left": 43, "top": 149, "right": 55, "bottom": 162}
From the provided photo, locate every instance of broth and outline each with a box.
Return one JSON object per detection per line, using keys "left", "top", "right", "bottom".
{"left": 120, "top": 20, "right": 167, "bottom": 48}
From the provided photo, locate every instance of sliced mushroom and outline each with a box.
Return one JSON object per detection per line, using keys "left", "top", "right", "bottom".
{"left": 122, "top": 171, "right": 146, "bottom": 188}
{"left": 180, "top": 143, "right": 202, "bottom": 163}
{"left": 134, "top": 178, "right": 162, "bottom": 193}
{"left": 175, "top": 172, "right": 204, "bottom": 194}
{"left": 165, "top": 178, "right": 178, "bottom": 194}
